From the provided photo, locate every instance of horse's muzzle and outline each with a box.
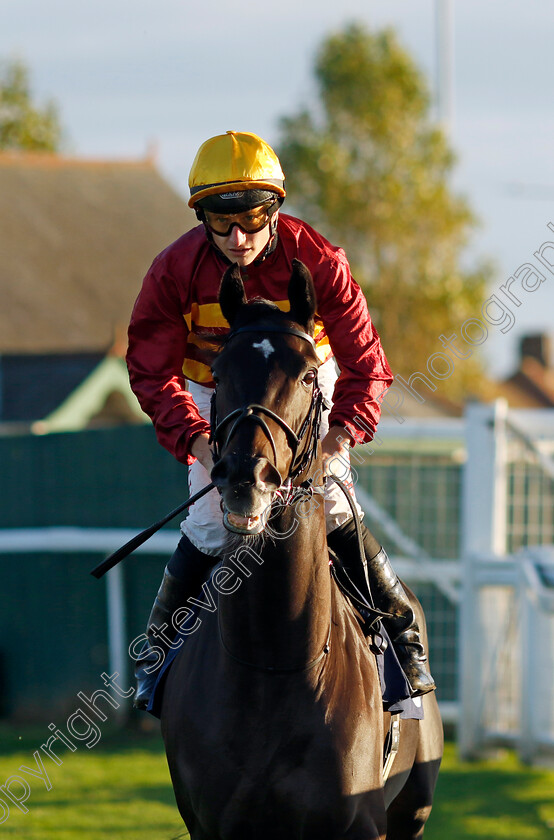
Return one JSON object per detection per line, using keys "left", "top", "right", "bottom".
{"left": 211, "top": 454, "right": 282, "bottom": 534}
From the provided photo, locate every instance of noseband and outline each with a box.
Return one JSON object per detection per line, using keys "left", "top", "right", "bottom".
{"left": 209, "top": 324, "right": 324, "bottom": 491}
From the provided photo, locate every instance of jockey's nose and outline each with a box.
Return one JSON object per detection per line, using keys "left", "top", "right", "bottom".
{"left": 227, "top": 225, "right": 247, "bottom": 245}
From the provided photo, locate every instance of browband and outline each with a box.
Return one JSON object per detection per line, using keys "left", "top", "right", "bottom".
{"left": 226, "top": 324, "right": 316, "bottom": 350}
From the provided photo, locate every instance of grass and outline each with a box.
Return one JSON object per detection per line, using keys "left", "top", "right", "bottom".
{"left": 0, "top": 721, "right": 187, "bottom": 840}
{"left": 0, "top": 724, "right": 553, "bottom": 839}
{"left": 425, "top": 744, "right": 554, "bottom": 840}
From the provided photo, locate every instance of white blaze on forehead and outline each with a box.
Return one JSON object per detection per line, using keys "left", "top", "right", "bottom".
{"left": 252, "top": 339, "right": 274, "bottom": 359}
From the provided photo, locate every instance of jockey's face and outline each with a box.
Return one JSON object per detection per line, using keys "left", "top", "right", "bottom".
{"left": 211, "top": 215, "right": 274, "bottom": 266}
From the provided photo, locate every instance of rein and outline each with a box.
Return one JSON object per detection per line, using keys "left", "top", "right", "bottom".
{"left": 211, "top": 319, "right": 387, "bottom": 674}
{"left": 210, "top": 323, "right": 324, "bottom": 488}
{"left": 216, "top": 474, "right": 390, "bottom": 675}
{"left": 212, "top": 320, "right": 332, "bottom": 674}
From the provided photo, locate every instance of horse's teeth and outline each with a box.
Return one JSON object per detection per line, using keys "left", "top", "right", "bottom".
{"left": 228, "top": 513, "right": 259, "bottom": 528}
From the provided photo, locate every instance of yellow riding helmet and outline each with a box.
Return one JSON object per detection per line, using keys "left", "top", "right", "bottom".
{"left": 188, "top": 131, "right": 286, "bottom": 208}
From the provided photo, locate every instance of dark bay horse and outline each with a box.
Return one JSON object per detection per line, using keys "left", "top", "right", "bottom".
{"left": 161, "top": 260, "right": 443, "bottom": 839}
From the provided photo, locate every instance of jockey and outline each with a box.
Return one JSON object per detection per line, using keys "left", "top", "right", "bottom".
{"left": 127, "top": 130, "right": 436, "bottom": 709}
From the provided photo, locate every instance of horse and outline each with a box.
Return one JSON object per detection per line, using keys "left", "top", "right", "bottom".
{"left": 160, "top": 259, "right": 443, "bottom": 839}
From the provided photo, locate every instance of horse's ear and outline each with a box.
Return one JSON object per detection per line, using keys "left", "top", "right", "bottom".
{"left": 288, "top": 259, "right": 317, "bottom": 335}
{"left": 219, "top": 263, "right": 247, "bottom": 326}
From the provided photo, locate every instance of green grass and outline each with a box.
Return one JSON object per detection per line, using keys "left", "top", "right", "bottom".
{"left": 0, "top": 722, "right": 187, "bottom": 839}
{"left": 0, "top": 725, "right": 553, "bottom": 839}
{"left": 425, "top": 743, "right": 554, "bottom": 840}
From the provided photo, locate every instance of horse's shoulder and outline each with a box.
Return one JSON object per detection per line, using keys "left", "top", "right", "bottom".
{"left": 326, "top": 579, "right": 382, "bottom": 687}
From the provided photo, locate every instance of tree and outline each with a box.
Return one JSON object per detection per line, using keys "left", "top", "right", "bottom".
{"left": 277, "top": 23, "right": 492, "bottom": 400}
{"left": 0, "top": 59, "right": 63, "bottom": 152}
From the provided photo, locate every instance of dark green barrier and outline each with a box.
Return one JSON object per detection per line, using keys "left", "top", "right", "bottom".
{"left": 0, "top": 427, "right": 188, "bottom": 720}
{"left": 0, "top": 425, "right": 188, "bottom": 529}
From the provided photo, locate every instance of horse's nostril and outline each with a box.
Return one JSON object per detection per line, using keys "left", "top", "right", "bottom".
{"left": 211, "top": 455, "right": 281, "bottom": 492}
{"left": 211, "top": 455, "right": 259, "bottom": 490}
{"left": 255, "top": 459, "right": 282, "bottom": 491}
{"left": 210, "top": 459, "right": 229, "bottom": 487}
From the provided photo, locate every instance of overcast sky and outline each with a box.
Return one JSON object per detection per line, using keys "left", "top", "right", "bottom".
{"left": 4, "top": 0, "right": 554, "bottom": 377}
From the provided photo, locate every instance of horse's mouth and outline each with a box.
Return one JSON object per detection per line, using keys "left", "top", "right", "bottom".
{"left": 223, "top": 507, "right": 271, "bottom": 535}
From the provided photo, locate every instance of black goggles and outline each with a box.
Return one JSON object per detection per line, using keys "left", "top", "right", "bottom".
{"left": 202, "top": 199, "right": 279, "bottom": 237}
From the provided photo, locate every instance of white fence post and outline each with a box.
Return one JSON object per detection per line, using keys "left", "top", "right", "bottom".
{"left": 106, "top": 565, "right": 129, "bottom": 722}
{"left": 462, "top": 399, "right": 508, "bottom": 557}
{"left": 459, "top": 399, "right": 508, "bottom": 758}
{"left": 518, "top": 549, "right": 554, "bottom": 763}
{"left": 519, "top": 559, "right": 538, "bottom": 763}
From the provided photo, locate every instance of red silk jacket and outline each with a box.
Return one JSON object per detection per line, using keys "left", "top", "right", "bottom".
{"left": 126, "top": 214, "right": 393, "bottom": 465}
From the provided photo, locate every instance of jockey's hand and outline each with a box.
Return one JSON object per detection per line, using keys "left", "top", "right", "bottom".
{"left": 190, "top": 433, "right": 214, "bottom": 474}
{"left": 321, "top": 425, "right": 353, "bottom": 479}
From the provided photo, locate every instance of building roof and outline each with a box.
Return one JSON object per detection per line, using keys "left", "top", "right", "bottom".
{"left": 491, "top": 333, "right": 554, "bottom": 409}
{"left": 0, "top": 352, "right": 103, "bottom": 422}
{"left": 0, "top": 151, "right": 196, "bottom": 353}
{"left": 33, "top": 355, "right": 148, "bottom": 433}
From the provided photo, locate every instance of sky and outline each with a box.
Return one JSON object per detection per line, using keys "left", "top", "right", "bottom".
{"left": 3, "top": 0, "right": 554, "bottom": 379}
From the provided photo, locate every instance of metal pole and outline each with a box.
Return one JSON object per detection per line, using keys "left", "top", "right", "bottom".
{"left": 106, "top": 565, "right": 129, "bottom": 722}
{"left": 518, "top": 560, "right": 537, "bottom": 763}
{"left": 462, "top": 399, "right": 508, "bottom": 557}
{"left": 459, "top": 400, "right": 509, "bottom": 758}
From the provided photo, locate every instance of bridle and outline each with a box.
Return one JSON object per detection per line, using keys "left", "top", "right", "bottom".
{"left": 209, "top": 323, "right": 325, "bottom": 497}
{"left": 210, "top": 321, "right": 332, "bottom": 674}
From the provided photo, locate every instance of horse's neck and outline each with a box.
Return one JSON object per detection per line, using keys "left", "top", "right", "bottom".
{"left": 218, "top": 494, "right": 331, "bottom": 672}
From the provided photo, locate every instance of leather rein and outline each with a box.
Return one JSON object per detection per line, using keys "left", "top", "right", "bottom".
{"left": 210, "top": 322, "right": 332, "bottom": 674}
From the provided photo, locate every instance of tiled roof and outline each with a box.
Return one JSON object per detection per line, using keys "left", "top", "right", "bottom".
{"left": 494, "top": 357, "right": 554, "bottom": 409}
{"left": 490, "top": 335, "right": 554, "bottom": 409}
{"left": 0, "top": 152, "right": 196, "bottom": 352}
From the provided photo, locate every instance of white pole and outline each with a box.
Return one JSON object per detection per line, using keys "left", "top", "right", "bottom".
{"left": 459, "top": 399, "right": 509, "bottom": 758}
{"left": 462, "top": 399, "right": 508, "bottom": 557}
{"left": 519, "top": 561, "right": 537, "bottom": 763}
{"left": 519, "top": 549, "right": 554, "bottom": 763}
{"left": 106, "top": 565, "right": 129, "bottom": 722}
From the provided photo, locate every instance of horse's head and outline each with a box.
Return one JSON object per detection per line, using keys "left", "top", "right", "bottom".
{"left": 210, "top": 259, "right": 322, "bottom": 535}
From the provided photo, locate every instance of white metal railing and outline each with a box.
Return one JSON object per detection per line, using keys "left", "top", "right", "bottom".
{"left": 459, "top": 547, "right": 554, "bottom": 762}
{"left": 0, "top": 527, "right": 181, "bottom": 704}
{"left": 460, "top": 401, "right": 554, "bottom": 763}
{"left": 2, "top": 402, "right": 551, "bottom": 746}
{"left": 0, "top": 526, "right": 460, "bottom": 723}
{"left": 357, "top": 485, "right": 461, "bottom": 605}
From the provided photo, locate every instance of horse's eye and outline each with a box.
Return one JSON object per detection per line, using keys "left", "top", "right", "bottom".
{"left": 302, "top": 370, "right": 317, "bottom": 385}
{"left": 211, "top": 371, "right": 219, "bottom": 384}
